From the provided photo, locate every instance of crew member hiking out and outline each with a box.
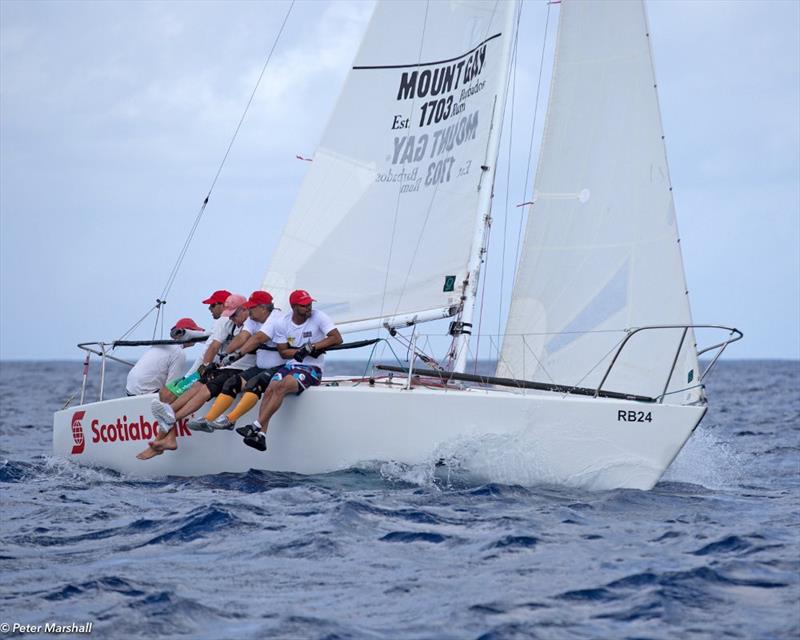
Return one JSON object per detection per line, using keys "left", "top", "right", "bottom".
{"left": 186, "top": 290, "right": 285, "bottom": 432}
{"left": 136, "top": 293, "right": 248, "bottom": 460}
{"left": 162, "top": 289, "right": 232, "bottom": 402}
{"left": 237, "top": 289, "right": 342, "bottom": 452}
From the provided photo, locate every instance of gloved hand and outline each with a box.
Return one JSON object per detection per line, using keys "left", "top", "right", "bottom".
{"left": 308, "top": 344, "right": 321, "bottom": 358}
{"left": 293, "top": 345, "right": 311, "bottom": 362}
{"left": 221, "top": 351, "right": 241, "bottom": 366}
{"left": 198, "top": 362, "right": 218, "bottom": 377}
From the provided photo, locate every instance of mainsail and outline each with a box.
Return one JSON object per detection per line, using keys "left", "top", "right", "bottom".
{"left": 499, "top": 0, "right": 701, "bottom": 403}
{"left": 262, "top": 0, "right": 517, "bottom": 331}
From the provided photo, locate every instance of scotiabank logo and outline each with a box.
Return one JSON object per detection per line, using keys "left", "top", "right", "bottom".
{"left": 91, "top": 415, "right": 191, "bottom": 444}
{"left": 71, "top": 411, "right": 86, "bottom": 455}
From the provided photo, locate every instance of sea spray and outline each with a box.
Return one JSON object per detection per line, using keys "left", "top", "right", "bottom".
{"left": 663, "top": 425, "right": 745, "bottom": 488}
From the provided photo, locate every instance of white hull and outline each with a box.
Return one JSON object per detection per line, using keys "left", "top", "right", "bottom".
{"left": 53, "top": 380, "right": 705, "bottom": 490}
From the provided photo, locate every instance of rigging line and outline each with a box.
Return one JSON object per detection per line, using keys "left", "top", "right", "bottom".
{"left": 152, "top": 298, "right": 168, "bottom": 340}
{"left": 490, "top": 335, "right": 527, "bottom": 391}
{"left": 564, "top": 334, "right": 627, "bottom": 397}
{"left": 352, "top": 339, "right": 385, "bottom": 387}
{"left": 376, "top": 0, "right": 431, "bottom": 335}
{"left": 157, "top": 0, "right": 296, "bottom": 303}
{"left": 370, "top": 335, "right": 417, "bottom": 374}
{"left": 116, "top": 303, "right": 161, "bottom": 344}
{"left": 512, "top": 0, "right": 552, "bottom": 278}
{"left": 153, "top": 308, "right": 163, "bottom": 341}
{"left": 522, "top": 333, "right": 555, "bottom": 383}
{"left": 391, "top": 331, "right": 437, "bottom": 369}
{"left": 505, "top": 328, "right": 628, "bottom": 337}
{"left": 496, "top": 1, "right": 523, "bottom": 361}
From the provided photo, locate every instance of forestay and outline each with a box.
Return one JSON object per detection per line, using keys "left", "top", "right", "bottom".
{"left": 499, "top": 0, "right": 701, "bottom": 403}
{"left": 262, "top": 0, "right": 516, "bottom": 330}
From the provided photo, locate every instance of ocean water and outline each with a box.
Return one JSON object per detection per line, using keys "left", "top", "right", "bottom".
{"left": 1, "top": 359, "right": 798, "bottom": 639}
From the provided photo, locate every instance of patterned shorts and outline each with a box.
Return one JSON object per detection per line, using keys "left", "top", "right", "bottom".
{"left": 271, "top": 364, "right": 322, "bottom": 395}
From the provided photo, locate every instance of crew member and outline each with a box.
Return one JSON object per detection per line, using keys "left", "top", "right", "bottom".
{"left": 136, "top": 293, "right": 248, "bottom": 460}
{"left": 200, "top": 293, "right": 287, "bottom": 431}
{"left": 185, "top": 289, "right": 235, "bottom": 377}
{"left": 238, "top": 289, "right": 342, "bottom": 452}
{"left": 187, "top": 290, "right": 285, "bottom": 432}
{"left": 125, "top": 318, "right": 204, "bottom": 399}
{"left": 162, "top": 289, "right": 232, "bottom": 401}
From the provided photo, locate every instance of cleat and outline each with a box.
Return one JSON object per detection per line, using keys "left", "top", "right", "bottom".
{"left": 211, "top": 415, "right": 234, "bottom": 431}
{"left": 151, "top": 399, "right": 176, "bottom": 426}
{"left": 243, "top": 431, "right": 267, "bottom": 452}
{"left": 187, "top": 418, "right": 213, "bottom": 433}
{"left": 236, "top": 424, "right": 257, "bottom": 438}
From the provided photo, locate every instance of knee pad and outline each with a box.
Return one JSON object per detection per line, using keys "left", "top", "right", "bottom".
{"left": 244, "top": 373, "right": 271, "bottom": 397}
{"left": 222, "top": 374, "right": 243, "bottom": 397}
{"left": 205, "top": 369, "right": 238, "bottom": 398}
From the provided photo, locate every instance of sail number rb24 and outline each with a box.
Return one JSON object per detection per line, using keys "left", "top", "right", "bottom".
{"left": 618, "top": 410, "right": 653, "bottom": 423}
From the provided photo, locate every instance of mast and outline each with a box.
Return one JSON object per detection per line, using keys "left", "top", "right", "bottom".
{"left": 452, "top": 0, "right": 519, "bottom": 373}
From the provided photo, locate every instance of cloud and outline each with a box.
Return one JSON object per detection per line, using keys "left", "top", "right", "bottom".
{"left": 1, "top": 0, "right": 797, "bottom": 359}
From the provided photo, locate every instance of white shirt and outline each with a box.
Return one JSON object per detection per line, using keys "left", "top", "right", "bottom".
{"left": 255, "top": 312, "right": 287, "bottom": 370}
{"left": 226, "top": 318, "right": 259, "bottom": 370}
{"left": 273, "top": 309, "right": 336, "bottom": 371}
{"left": 187, "top": 316, "right": 241, "bottom": 375}
{"left": 126, "top": 345, "right": 186, "bottom": 395}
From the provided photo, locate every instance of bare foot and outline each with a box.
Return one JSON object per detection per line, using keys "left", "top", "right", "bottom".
{"left": 149, "top": 438, "right": 177, "bottom": 452}
{"left": 136, "top": 446, "right": 164, "bottom": 460}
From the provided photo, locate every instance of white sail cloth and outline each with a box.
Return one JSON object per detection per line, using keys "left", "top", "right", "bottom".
{"left": 499, "top": 0, "right": 701, "bottom": 404}
{"left": 262, "top": 0, "right": 516, "bottom": 328}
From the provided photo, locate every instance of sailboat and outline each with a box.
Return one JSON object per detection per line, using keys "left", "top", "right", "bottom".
{"left": 53, "top": 0, "right": 740, "bottom": 490}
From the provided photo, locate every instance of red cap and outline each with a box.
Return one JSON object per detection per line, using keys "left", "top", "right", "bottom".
{"left": 244, "top": 290, "right": 274, "bottom": 309}
{"left": 202, "top": 289, "right": 232, "bottom": 305}
{"left": 289, "top": 289, "right": 315, "bottom": 306}
{"left": 172, "top": 317, "right": 204, "bottom": 332}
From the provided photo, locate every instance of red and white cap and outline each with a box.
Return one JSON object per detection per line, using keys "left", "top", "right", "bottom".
{"left": 221, "top": 294, "right": 247, "bottom": 317}
{"left": 289, "top": 289, "right": 315, "bottom": 306}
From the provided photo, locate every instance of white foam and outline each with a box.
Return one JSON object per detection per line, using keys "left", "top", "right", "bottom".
{"left": 378, "top": 460, "right": 437, "bottom": 487}
{"left": 40, "top": 455, "right": 127, "bottom": 484}
{"left": 662, "top": 426, "right": 744, "bottom": 489}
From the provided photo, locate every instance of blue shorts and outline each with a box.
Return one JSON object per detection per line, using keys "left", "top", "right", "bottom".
{"left": 271, "top": 364, "right": 322, "bottom": 395}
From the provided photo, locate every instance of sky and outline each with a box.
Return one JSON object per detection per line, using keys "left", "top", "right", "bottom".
{"left": 1, "top": 0, "right": 798, "bottom": 362}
